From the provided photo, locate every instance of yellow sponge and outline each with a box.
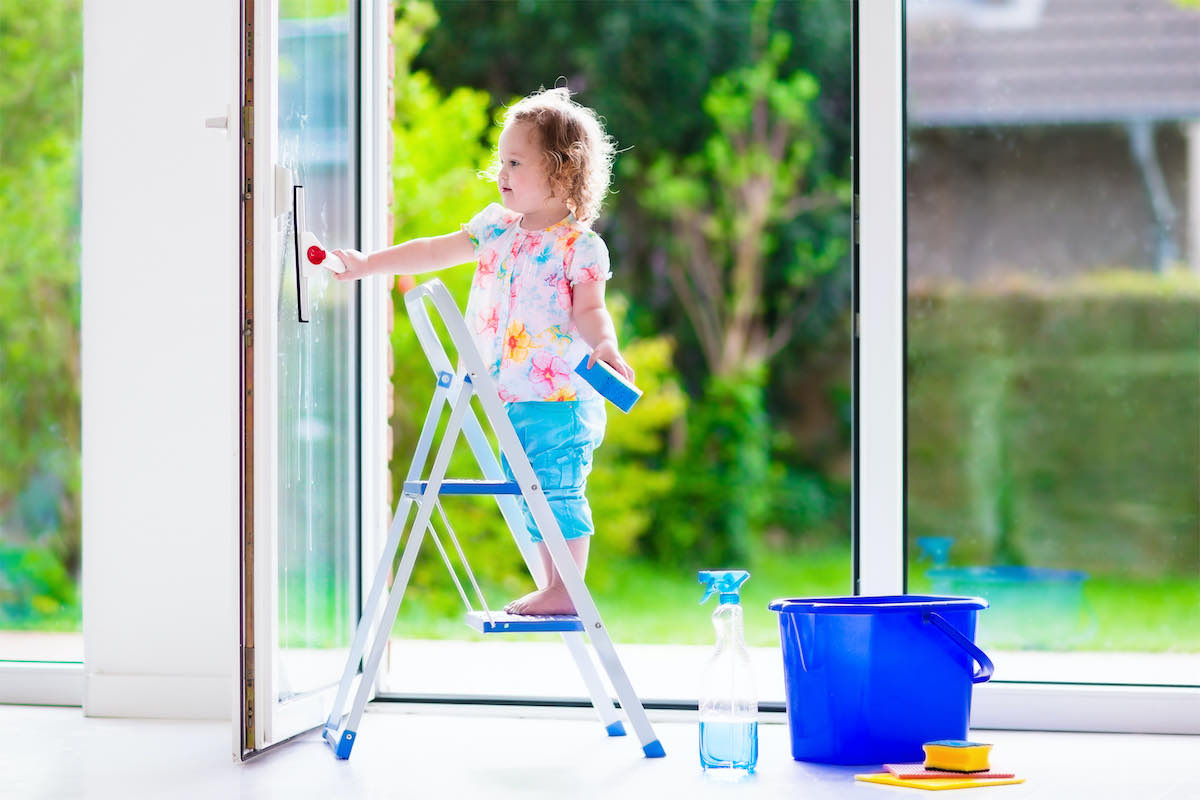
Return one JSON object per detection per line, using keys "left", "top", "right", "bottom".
{"left": 922, "top": 740, "right": 992, "bottom": 773}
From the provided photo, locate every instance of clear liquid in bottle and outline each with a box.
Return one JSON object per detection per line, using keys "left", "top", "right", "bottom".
{"left": 699, "top": 719, "right": 758, "bottom": 771}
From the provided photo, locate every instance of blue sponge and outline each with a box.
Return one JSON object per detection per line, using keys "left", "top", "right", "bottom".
{"left": 575, "top": 356, "right": 643, "bottom": 413}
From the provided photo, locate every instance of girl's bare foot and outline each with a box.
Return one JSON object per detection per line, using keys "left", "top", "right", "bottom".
{"left": 504, "top": 538, "right": 589, "bottom": 616}
{"left": 504, "top": 585, "right": 576, "bottom": 616}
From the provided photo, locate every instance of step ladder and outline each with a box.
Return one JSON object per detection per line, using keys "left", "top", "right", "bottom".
{"left": 322, "top": 278, "right": 664, "bottom": 761}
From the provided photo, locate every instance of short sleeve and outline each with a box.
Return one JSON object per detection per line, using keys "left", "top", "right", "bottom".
{"left": 567, "top": 231, "right": 613, "bottom": 285}
{"left": 462, "top": 203, "right": 511, "bottom": 251}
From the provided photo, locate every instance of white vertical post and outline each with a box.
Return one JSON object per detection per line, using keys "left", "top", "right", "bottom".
{"left": 82, "top": 0, "right": 240, "bottom": 721}
{"left": 1187, "top": 120, "right": 1200, "bottom": 275}
{"left": 251, "top": 0, "right": 281, "bottom": 749}
{"left": 856, "top": 0, "right": 906, "bottom": 596}
{"left": 359, "top": 0, "right": 392, "bottom": 645}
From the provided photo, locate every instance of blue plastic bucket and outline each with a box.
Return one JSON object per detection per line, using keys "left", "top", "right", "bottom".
{"left": 767, "top": 595, "right": 993, "bottom": 765}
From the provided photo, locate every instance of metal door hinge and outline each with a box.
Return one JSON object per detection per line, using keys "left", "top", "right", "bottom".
{"left": 853, "top": 193, "right": 860, "bottom": 245}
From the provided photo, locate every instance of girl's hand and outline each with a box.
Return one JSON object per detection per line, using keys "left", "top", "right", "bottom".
{"left": 589, "top": 339, "right": 635, "bottom": 383}
{"left": 332, "top": 248, "right": 369, "bottom": 281}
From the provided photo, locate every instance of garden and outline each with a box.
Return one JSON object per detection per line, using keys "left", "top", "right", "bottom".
{"left": 2, "top": 0, "right": 1198, "bottom": 657}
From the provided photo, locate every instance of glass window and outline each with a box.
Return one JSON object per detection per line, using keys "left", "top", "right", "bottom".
{"left": 274, "top": 1, "right": 360, "bottom": 701}
{"left": 0, "top": 2, "right": 84, "bottom": 664}
{"left": 905, "top": 0, "right": 1200, "bottom": 685}
{"left": 373, "top": 0, "right": 853, "bottom": 705}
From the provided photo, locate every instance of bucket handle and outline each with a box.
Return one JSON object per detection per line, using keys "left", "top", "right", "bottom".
{"left": 924, "top": 612, "right": 994, "bottom": 684}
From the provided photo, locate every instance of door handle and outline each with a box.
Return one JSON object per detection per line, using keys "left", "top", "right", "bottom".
{"left": 204, "top": 104, "right": 230, "bottom": 132}
{"left": 292, "top": 184, "right": 310, "bottom": 323}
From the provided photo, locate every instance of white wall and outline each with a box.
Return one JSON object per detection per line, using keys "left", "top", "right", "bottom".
{"left": 81, "top": 0, "right": 240, "bottom": 719}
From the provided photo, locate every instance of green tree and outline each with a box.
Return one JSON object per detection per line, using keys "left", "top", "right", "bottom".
{"left": 640, "top": 2, "right": 848, "bottom": 563}
{"left": 416, "top": 0, "right": 854, "bottom": 564}
{"left": 0, "top": 0, "right": 83, "bottom": 625}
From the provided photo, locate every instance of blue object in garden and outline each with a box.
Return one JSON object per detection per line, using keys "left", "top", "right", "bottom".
{"left": 927, "top": 566, "right": 1091, "bottom": 649}
{"left": 574, "top": 355, "right": 642, "bottom": 413}
{"left": 916, "top": 536, "right": 954, "bottom": 566}
{"left": 768, "top": 595, "right": 993, "bottom": 765}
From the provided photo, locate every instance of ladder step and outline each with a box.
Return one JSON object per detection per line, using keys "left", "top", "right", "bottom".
{"left": 465, "top": 610, "right": 584, "bottom": 633}
{"left": 404, "top": 479, "right": 522, "bottom": 496}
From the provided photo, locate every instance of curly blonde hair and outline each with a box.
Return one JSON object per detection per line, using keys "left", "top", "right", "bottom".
{"left": 491, "top": 87, "right": 616, "bottom": 226}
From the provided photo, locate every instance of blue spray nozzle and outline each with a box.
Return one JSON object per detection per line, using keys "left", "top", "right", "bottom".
{"left": 698, "top": 569, "right": 750, "bottom": 605}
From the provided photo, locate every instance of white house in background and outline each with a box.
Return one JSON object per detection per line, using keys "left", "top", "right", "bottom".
{"left": 906, "top": 0, "right": 1200, "bottom": 282}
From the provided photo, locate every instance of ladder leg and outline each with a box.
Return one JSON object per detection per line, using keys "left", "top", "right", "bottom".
{"left": 548, "top": 527, "right": 662, "bottom": 755}
{"left": 329, "top": 498, "right": 433, "bottom": 759}
{"left": 583, "top": 618, "right": 664, "bottom": 757}
{"left": 325, "top": 383, "right": 450, "bottom": 747}
{"left": 323, "top": 495, "right": 413, "bottom": 742}
{"left": 467, "top": 410, "right": 626, "bottom": 737}
{"left": 465, "top": 406, "right": 623, "bottom": 735}
{"left": 473, "top": 383, "right": 664, "bottom": 757}
{"left": 328, "top": 380, "right": 474, "bottom": 759}
{"left": 561, "top": 631, "right": 625, "bottom": 736}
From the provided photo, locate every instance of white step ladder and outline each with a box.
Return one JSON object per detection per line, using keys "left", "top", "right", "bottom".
{"left": 323, "top": 278, "right": 664, "bottom": 761}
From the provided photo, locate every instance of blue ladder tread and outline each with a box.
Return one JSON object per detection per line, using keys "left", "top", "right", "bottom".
{"left": 403, "top": 479, "right": 522, "bottom": 496}
{"left": 465, "top": 610, "right": 585, "bottom": 633}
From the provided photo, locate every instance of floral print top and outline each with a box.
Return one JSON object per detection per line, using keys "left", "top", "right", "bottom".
{"left": 462, "top": 203, "right": 612, "bottom": 403}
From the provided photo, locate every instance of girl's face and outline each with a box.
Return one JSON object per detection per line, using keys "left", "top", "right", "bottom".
{"left": 496, "top": 122, "right": 566, "bottom": 224}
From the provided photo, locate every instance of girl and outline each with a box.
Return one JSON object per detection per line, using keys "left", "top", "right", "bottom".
{"left": 333, "top": 87, "right": 632, "bottom": 617}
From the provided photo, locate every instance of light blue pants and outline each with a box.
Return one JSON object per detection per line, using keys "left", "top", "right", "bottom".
{"left": 500, "top": 399, "right": 606, "bottom": 543}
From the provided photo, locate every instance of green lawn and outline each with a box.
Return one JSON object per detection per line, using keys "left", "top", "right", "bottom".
{"left": 385, "top": 546, "right": 1200, "bottom": 653}
{"left": 379, "top": 542, "right": 852, "bottom": 646}
{"left": 12, "top": 540, "right": 1185, "bottom": 655}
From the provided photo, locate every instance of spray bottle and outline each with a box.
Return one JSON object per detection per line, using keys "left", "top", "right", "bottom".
{"left": 698, "top": 569, "right": 757, "bottom": 773}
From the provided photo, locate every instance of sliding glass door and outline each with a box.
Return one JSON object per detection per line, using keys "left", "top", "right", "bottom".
{"left": 904, "top": 0, "right": 1200, "bottom": 688}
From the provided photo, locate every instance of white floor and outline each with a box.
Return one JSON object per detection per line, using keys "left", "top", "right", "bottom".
{"left": 3, "top": 703, "right": 1198, "bottom": 800}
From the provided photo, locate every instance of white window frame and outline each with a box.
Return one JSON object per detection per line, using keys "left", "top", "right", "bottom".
{"left": 0, "top": 662, "right": 83, "bottom": 707}
{"left": 856, "top": 1, "right": 1200, "bottom": 734}
{"left": 360, "top": 0, "right": 393, "bottom": 704}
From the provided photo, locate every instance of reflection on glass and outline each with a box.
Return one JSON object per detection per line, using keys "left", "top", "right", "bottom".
{"left": 275, "top": 4, "right": 358, "bottom": 700}
{"left": 906, "top": 0, "right": 1200, "bottom": 684}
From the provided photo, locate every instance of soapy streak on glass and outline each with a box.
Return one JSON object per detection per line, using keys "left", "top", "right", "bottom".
{"left": 273, "top": 8, "right": 358, "bottom": 701}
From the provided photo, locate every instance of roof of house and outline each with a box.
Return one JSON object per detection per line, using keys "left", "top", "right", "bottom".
{"left": 907, "top": 0, "right": 1200, "bottom": 127}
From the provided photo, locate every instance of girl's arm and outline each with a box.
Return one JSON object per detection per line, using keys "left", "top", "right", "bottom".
{"left": 332, "top": 230, "right": 475, "bottom": 282}
{"left": 572, "top": 280, "right": 635, "bottom": 381}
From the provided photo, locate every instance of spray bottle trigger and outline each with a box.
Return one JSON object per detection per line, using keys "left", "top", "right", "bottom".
{"left": 697, "top": 570, "right": 750, "bottom": 604}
